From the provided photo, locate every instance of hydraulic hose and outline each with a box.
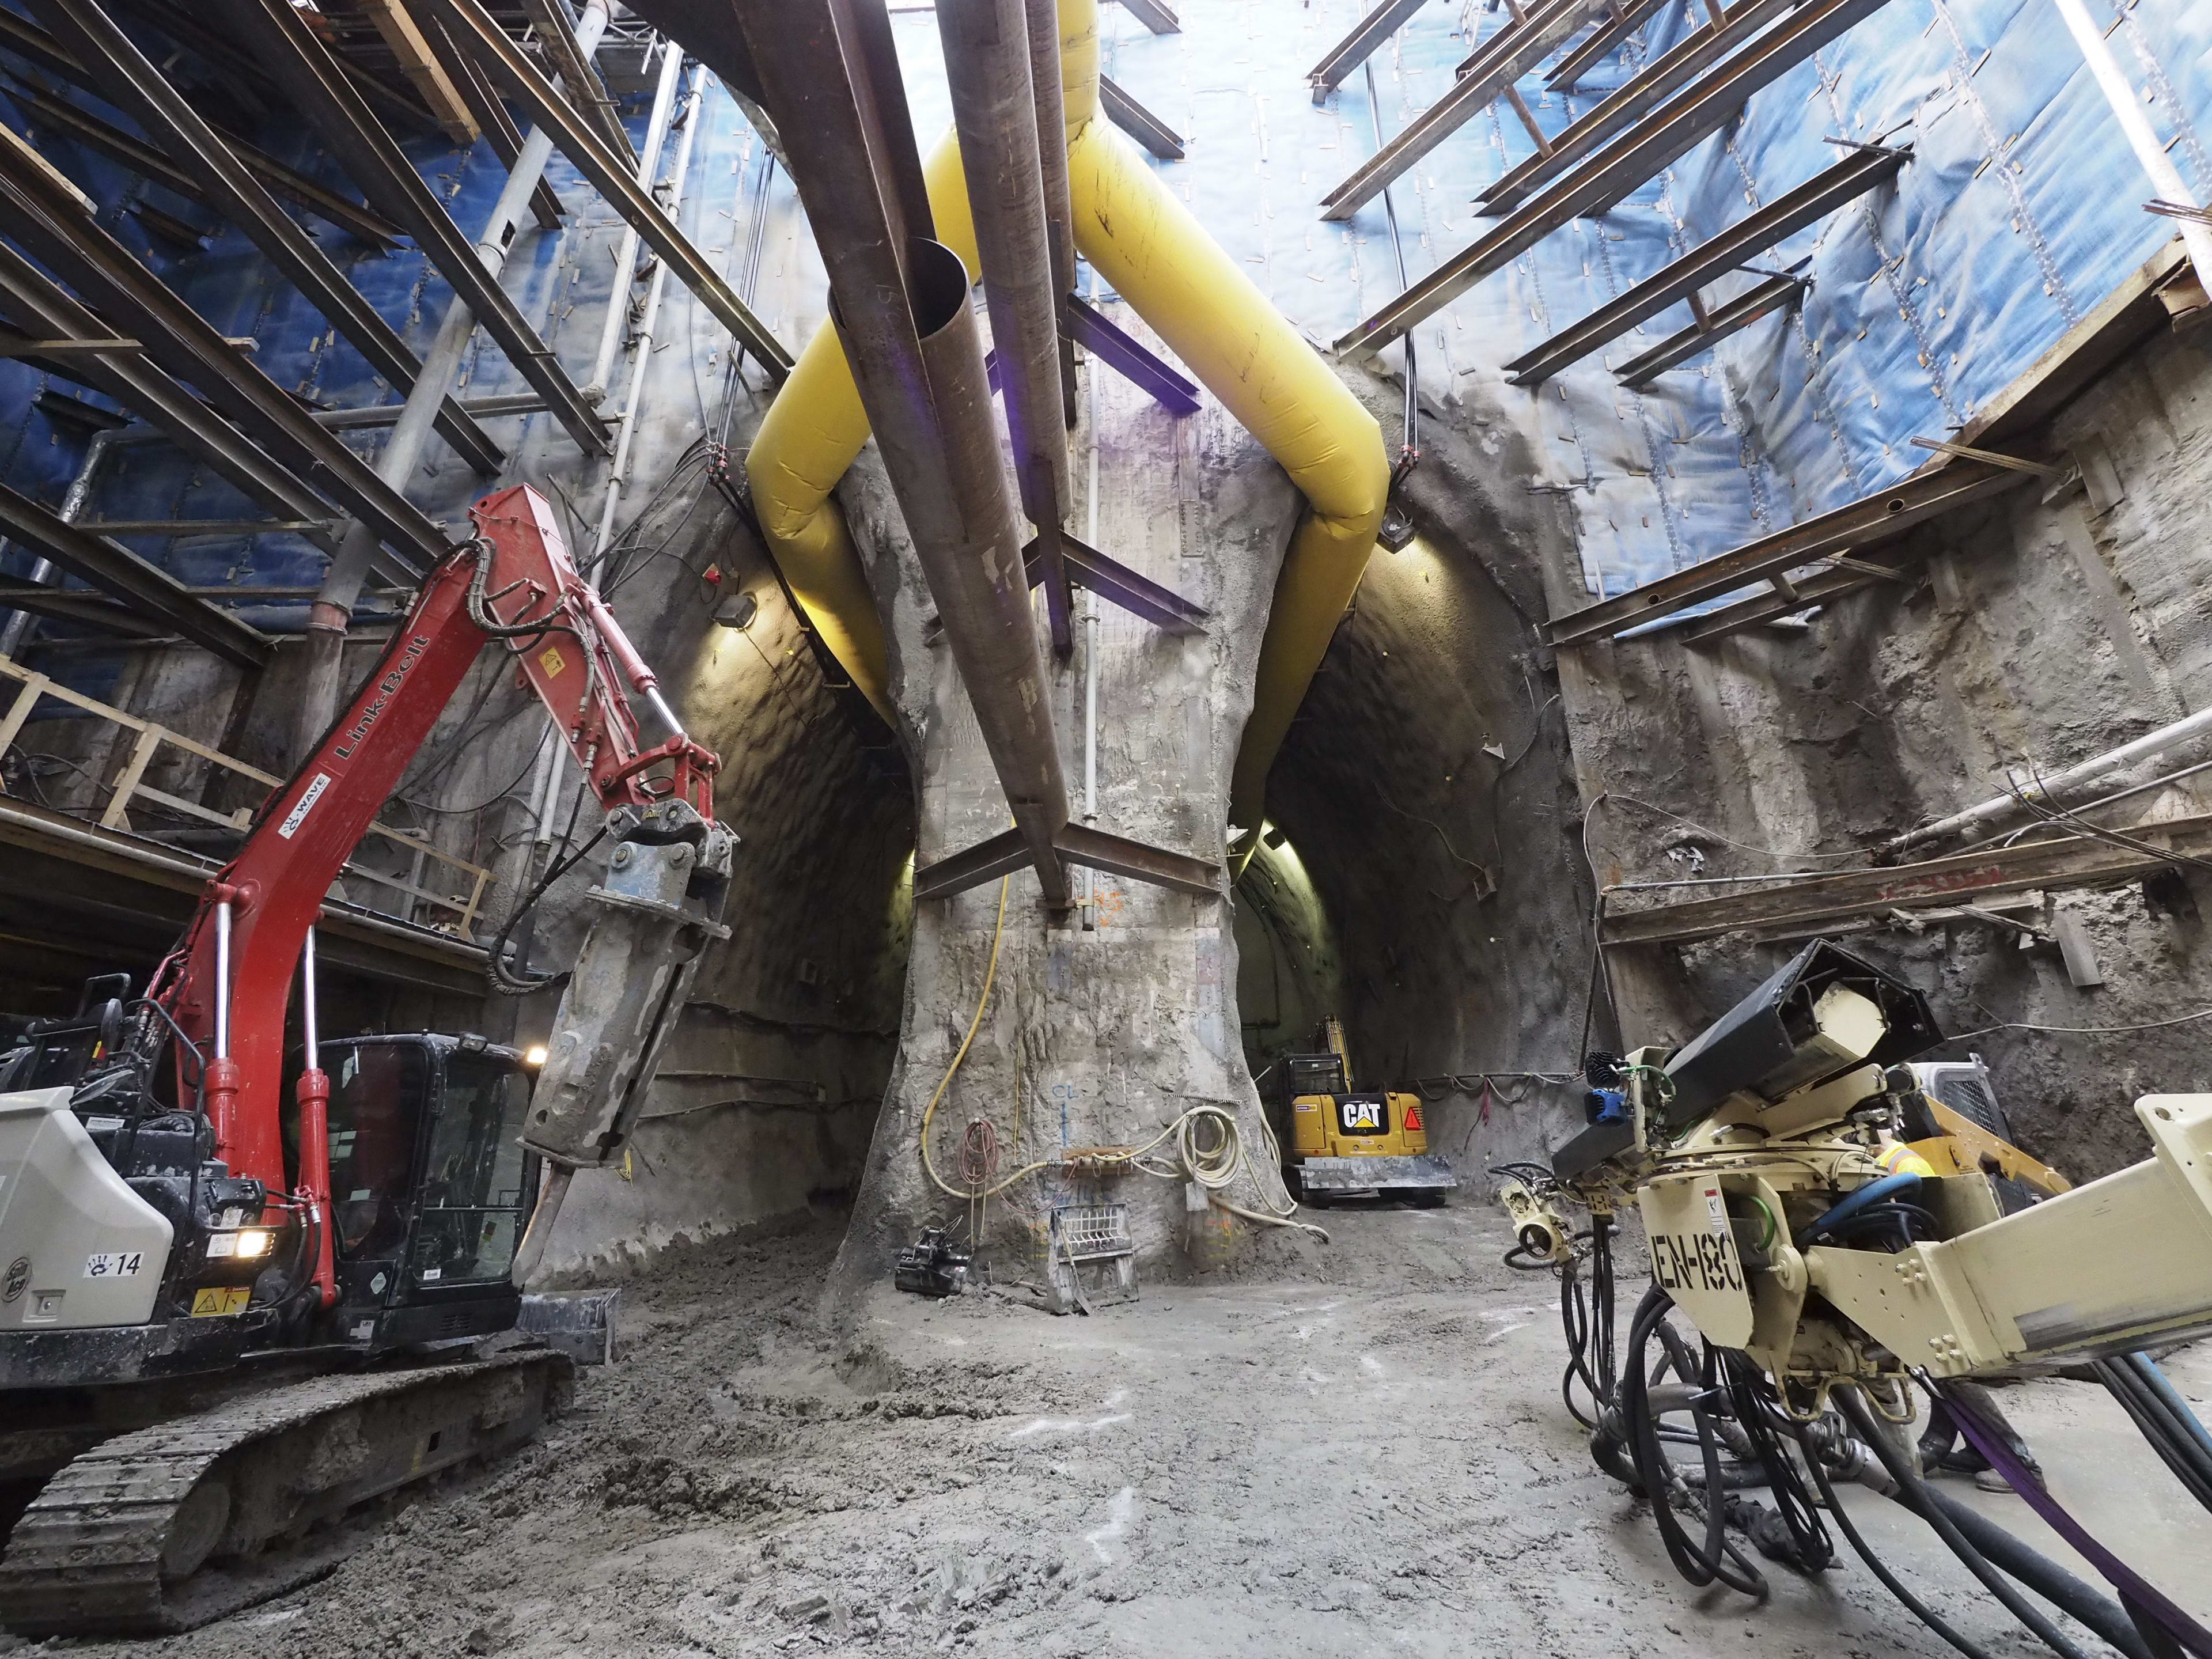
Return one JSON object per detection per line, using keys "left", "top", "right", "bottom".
{"left": 2096, "top": 1355, "right": 2212, "bottom": 1515}
{"left": 1797, "top": 1171, "right": 1922, "bottom": 1244}
{"left": 1798, "top": 1418, "right": 2001, "bottom": 1659}
{"left": 1918, "top": 1484, "right": 2154, "bottom": 1659}
{"left": 1837, "top": 1388, "right": 2096, "bottom": 1659}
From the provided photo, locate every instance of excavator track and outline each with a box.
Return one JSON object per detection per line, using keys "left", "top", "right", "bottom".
{"left": 0, "top": 1349, "right": 570, "bottom": 1637}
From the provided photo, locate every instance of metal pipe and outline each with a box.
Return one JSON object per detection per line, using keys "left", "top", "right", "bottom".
{"left": 1025, "top": 0, "right": 1077, "bottom": 306}
{"left": 213, "top": 897, "right": 232, "bottom": 1059}
{"left": 906, "top": 237, "right": 1073, "bottom": 896}
{"left": 1081, "top": 294, "right": 1100, "bottom": 932}
{"left": 1890, "top": 703, "right": 2212, "bottom": 853}
{"left": 590, "top": 63, "right": 703, "bottom": 584}
{"left": 585, "top": 40, "right": 687, "bottom": 405}
{"left": 290, "top": 0, "right": 613, "bottom": 765}
{"left": 2052, "top": 0, "right": 2212, "bottom": 292}
{"left": 736, "top": 0, "right": 1070, "bottom": 903}
{"left": 938, "top": 0, "right": 1074, "bottom": 652}
{"left": 0, "top": 425, "right": 116, "bottom": 658}
{"left": 300, "top": 924, "right": 319, "bottom": 1070}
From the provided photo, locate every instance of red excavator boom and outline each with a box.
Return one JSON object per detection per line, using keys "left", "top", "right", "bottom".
{"left": 142, "top": 484, "right": 718, "bottom": 1301}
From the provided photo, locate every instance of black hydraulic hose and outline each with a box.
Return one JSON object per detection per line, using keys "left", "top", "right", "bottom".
{"left": 1919, "top": 1484, "right": 2154, "bottom": 1659}
{"left": 488, "top": 822, "right": 613, "bottom": 995}
{"left": 1838, "top": 1389, "right": 2097, "bottom": 1659}
{"left": 2098, "top": 1357, "right": 2212, "bottom": 1514}
{"left": 1622, "top": 1286, "right": 1764, "bottom": 1596}
{"left": 1798, "top": 1419, "right": 2001, "bottom": 1659}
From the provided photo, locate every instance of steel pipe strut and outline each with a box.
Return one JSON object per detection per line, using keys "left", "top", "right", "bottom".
{"left": 938, "top": 0, "right": 1075, "bottom": 656}
{"left": 740, "top": 0, "right": 1386, "bottom": 830}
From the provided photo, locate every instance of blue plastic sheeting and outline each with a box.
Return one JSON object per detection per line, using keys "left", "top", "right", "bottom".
{"left": 1, "top": 0, "right": 2205, "bottom": 683}
{"left": 0, "top": 16, "right": 802, "bottom": 706}
{"left": 1083, "top": 0, "right": 2209, "bottom": 609}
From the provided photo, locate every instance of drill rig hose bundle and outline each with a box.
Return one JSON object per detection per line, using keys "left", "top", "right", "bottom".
{"left": 1498, "top": 938, "right": 2212, "bottom": 1659}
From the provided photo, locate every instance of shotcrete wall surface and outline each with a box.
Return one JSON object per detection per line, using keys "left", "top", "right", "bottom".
{"left": 825, "top": 342, "right": 1306, "bottom": 1302}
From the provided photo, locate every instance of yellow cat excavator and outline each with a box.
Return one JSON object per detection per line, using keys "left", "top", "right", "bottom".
{"left": 1271, "top": 1018, "right": 1457, "bottom": 1206}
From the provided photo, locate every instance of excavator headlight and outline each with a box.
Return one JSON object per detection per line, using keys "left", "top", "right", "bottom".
{"left": 524, "top": 1045, "right": 548, "bottom": 1067}
{"left": 234, "top": 1229, "right": 274, "bottom": 1259}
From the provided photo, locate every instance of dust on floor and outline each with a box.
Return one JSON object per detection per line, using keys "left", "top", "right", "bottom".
{"left": 27, "top": 1204, "right": 2212, "bottom": 1659}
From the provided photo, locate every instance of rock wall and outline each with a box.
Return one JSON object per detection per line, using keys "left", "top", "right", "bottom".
{"left": 1547, "top": 324, "right": 2212, "bottom": 1183}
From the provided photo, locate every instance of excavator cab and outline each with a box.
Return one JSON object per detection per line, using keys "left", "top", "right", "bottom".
{"left": 319, "top": 1035, "right": 539, "bottom": 1351}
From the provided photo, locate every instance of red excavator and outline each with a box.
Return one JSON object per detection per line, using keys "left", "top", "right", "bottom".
{"left": 0, "top": 484, "right": 734, "bottom": 1635}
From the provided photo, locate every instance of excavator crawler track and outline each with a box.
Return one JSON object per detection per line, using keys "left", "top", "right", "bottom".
{"left": 0, "top": 1349, "right": 570, "bottom": 1637}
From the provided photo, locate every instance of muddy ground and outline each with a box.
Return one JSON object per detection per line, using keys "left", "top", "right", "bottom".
{"left": 25, "top": 1204, "right": 2212, "bottom": 1659}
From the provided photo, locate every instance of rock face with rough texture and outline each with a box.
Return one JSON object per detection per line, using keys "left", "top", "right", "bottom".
{"left": 825, "top": 341, "right": 1307, "bottom": 1308}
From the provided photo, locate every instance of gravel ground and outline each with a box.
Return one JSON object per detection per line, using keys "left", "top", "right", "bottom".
{"left": 22, "top": 1202, "right": 2212, "bottom": 1659}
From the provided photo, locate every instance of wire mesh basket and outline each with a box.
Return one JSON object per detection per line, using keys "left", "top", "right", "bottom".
{"left": 1047, "top": 1200, "right": 1136, "bottom": 1313}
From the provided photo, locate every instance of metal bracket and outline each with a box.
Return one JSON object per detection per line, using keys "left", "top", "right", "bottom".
{"left": 1063, "top": 294, "right": 1200, "bottom": 416}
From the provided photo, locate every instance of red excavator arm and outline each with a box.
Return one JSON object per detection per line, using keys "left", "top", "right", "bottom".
{"left": 144, "top": 485, "right": 718, "bottom": 1300}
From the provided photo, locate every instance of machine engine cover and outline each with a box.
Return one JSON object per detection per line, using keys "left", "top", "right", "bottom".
{"left": 1661, "top": 940, "right": 1940, "bottom": 1125}
{"left": 0, "top": 1088, "right": 173, "bottom": 1330}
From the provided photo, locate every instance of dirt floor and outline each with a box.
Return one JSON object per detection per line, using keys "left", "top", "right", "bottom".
{"left": 23, "top": 1203, "right": 2212, "bottom": 1659}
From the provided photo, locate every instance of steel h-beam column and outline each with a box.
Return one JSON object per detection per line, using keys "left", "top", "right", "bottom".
{"left": 1319, "top": 0, "right": 1603, "bottom": 223}
{"left": 221, "top": 0, "right": 610, "bottom": 458}
{"left": 1503, "top": 143, "right": 1906, "bottom": 384}
{"left": 417, "top": 0, "right": 794, "bottom": 382}
{"left": 0, "top": 481, "right": 270, "bottom": 665}
{"left": 25, "top": 0, "right": 507, "bottom": 480}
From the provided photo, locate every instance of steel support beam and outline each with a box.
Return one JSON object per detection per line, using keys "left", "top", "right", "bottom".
{"left": 1062, "top": 293, "right": 1200, "bottom": 415}
{"left": 24, "top": 0, "right": 507, "bottom": 479}
{"left": 0, "top": 244, "right": 339, "bottom": 543}
{"left": 916, "top": 820, "right": 1221, "bottom": 902}
{"left": 0, "top": 480, "right": 270, "bottom": 665}
{"left": 1505, "top": 145, "right": 1905, "bottom": 385}
{"left": 1545, "top": 463, "right": 2029, "bottom": 647}
{"left": 1546, "top": 0, "right": 1672, "bottom": 90}
{"left": 1116, "top": 0, "right": 1180, "bottom": 33}
{"left": 1676, "top": 556, "right": 1903, "bottom": 644}
{"left": 1025, "top": 533, "right": 1208, "bottom": 635}
{"left": 222, "top": 0, "right": 611, "bottom": 457}
{"left": 1098, "top": 73, "right": 1183, "bottom": 161}
{"left": 1320, "top": 0, "right": 1603, "bottom": 224}
{"left": 1600, "top": 813, "right": 2212, "bottom": 948}
{"left": 0, "top": 154, "right": 446, "bottom": 578}
{"left": 419, "top": 0, "right": 794, "bottom": 382}
{"left": 0, "top": 77, "right": 405, "bottom": 248}
{"left": 1613, "top": 270, "right": 1804, "bottom": 387}
{"left": 1335, "top": 0, "right": 1891, "bottom": 355}
{"left": 423, "top": 17, "right": 566, "bottom": 230}
{"left": 523, "top": 0, "right": 634, "bottom": 161}
{"left": 1487, "top": 0, "right": 1796, "bottom": 213}
{"left": 1306, "top": 0, "right": 1429, "bottom": 104}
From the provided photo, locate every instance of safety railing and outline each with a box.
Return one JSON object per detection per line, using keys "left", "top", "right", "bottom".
{"left": 0, "top": 653, "right": 490, "bottom": 934}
